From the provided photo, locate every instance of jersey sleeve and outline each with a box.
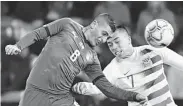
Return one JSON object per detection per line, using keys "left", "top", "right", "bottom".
{"left": 155, "top": 47, "right": 183, "bottom": 71}
{"left": 84, "top": 51, "right": 104, "bottom": 82}
{"left": 43, "top": 18, "right": 72, "bottom": 36}
{"left": 16, "top": 18, "right": 72, "bottom": 50}
{"left": 84, "top": 51, "right": 139, "bottom": 101}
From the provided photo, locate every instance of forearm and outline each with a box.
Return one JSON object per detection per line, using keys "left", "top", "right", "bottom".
{"left": 16, "top": 27, "right": 48, "bottom": 50}
{"left": 94, "top": 76, "right": 138, "bottom": 101}
{"left": 73, "top": 82, "right": 102, "bottom": 95}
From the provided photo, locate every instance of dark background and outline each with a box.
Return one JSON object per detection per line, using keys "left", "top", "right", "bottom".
{"left": 1, "top": 1, "right": 183, "bottom": 106}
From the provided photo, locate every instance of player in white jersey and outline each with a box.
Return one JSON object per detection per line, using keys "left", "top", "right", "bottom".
{"left": 72, "top": 25, "right": 183, "bottom": 106}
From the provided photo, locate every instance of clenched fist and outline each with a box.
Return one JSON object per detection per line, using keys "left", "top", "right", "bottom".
{"left": 136, "top": 93, "right": 149, "bottom": 106}
{"left": 72, "top": 82, "right": 89, "bottom": 95}
{"left": 5, "top": 45, "right": 21, "bottom": 55}
{"left": 72, "top": 82, "right": 101, "bottom": 95}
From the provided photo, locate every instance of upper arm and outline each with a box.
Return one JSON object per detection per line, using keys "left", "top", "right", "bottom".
{"left": 155, "top": 47, "right": 183, "bottom": 70}
{"left": 84, "top": 51, "right": 104, "bottom": 84}
{"left": 43, "top": 18, "right": 72, "bottom": 36}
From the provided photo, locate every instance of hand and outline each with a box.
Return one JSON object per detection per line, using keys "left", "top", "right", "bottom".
{"left": 72, "top": 82, "right": 87, "bottom": 94}
{"left": 5, "top": 44, "right": 21, "bottom": 55}
{"left": 136, "top": 93, "right": 148, "bottom": 103}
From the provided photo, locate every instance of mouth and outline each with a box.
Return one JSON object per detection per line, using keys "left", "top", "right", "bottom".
{"left": 114, "top": 50, "right": 122, "bottom": 56}
{"left": 96, "top": 39, "right": 102, "bottom": 45}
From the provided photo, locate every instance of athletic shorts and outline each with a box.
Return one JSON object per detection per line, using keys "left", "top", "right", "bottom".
{"left": 19, "top": 83, "right": 80, "bottom": 106}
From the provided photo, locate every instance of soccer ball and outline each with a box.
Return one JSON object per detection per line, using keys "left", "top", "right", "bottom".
{"left": 144, "top": 19, "right": 174, "bottom": 48}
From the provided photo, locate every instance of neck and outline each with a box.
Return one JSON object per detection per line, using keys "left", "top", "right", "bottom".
{"left": 82, "top": 26, "right": 90, "bottom": 41}
{"left": 117, "top": 45, "right": 134, "bottom": 62}
{"left": 127, "top": 45, "right": 134, "bottom": 57}
{"left": 82, "top": 26, "right": 94, "bottom": 47}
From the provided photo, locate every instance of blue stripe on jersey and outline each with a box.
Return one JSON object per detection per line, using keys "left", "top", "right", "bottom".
{"left": 142, "top": 73, "right": 165, "bottom": 90}
{"left": 143, "top": 63, "right": 163, "bottom": 76}
{"left": 152, "top": 73, "right": 165, "bottom": 86}
{"left": 151, "top": 55, "right": 161, "bottom": 64}
{"left": 141, "top": 49, "right": 152, "bottom": 55}
{"left": 153, "top": 97, "right": 172, "bottom": 106}
{"left": 148, "top": 85, "right": 169, "bottom": 100}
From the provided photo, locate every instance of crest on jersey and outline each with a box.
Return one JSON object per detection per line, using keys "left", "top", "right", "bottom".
{"left": 142, "top": 56, "right": 153, "bottom": 68}
{"left": 79, "top": 42, "right": 84, "bottom": 49}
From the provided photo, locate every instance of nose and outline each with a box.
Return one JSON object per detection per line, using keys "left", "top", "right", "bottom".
{"left": 110, "top": 43, "right": 117, "bottom": 51}
{"left": 113, "top": 43, "right": 118, "bottom": 51}
{"left": 101, "top": 36, "right": 108, "bottom": 43}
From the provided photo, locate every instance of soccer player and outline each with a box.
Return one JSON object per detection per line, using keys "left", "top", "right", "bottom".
{"left": 72, "top": 25, "right": 183, "bottom": 106}
{"left": 5, "top": 13, "right": 146, "bottom": 106}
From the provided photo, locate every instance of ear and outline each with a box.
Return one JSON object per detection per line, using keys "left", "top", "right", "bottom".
{"left": 128, "top": 35, "right": 132, "bottom": 44}
{"left": 91, "top": 20, "right": 98, "bottom": 29}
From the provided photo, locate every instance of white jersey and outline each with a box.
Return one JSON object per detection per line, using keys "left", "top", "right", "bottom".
{"left": 103, "top": 45, "right": 183, "bottom": 106}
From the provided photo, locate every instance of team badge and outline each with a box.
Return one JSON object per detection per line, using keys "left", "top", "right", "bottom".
{"left": 142, "top": 56, "right": 152, "bottom": 68}
{"left": 79, "top": 42, "right": 84, "bottom": 49}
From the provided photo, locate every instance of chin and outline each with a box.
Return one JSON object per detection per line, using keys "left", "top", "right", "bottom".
{"left": 88, "top": 41, "right": 95, "bottom": 47}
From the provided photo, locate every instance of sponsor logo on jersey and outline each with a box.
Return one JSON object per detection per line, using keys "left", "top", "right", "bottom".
{"left": 124, "top": 70, "right": 130, "bottom": 76}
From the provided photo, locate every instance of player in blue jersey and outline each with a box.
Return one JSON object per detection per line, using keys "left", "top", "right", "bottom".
{"left": 5, "top": 13, "right": 146, "bottom": 106}
{"left": 72, "top": 25, "right": 183, "bottom": 106}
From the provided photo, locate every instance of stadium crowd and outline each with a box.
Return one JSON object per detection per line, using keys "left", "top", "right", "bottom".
{"left": 1, "top": 1, "right": 183, "bottom": 106}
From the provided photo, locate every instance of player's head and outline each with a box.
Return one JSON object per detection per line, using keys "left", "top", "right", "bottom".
{"left": 86, "top": 13, "right": 116, "bottom": 47}
{"left": 107, "top": 25, "right": 133, "bottom": 58}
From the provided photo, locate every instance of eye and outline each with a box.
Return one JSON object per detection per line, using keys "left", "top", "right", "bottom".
{"left": 107, "top": 42, "right": 112, "bottom": 47}
{"left": 115, "top": 40, "right": 120, "bottom": 44}
{"left": 102, "top": 31, "right": 109, "bottom": 37}
{"left": 115, "top": 41, "right": 119, "bottom": 44}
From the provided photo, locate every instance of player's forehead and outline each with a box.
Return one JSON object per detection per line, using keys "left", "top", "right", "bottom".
{"left": 99, "top": 22, "right": 112, "bottom": 33}
{"left": 107, "top": 32, "right": 120, "bottom": 43}
{"left": 107, "top": 29, "right": 127, "bottom": 42}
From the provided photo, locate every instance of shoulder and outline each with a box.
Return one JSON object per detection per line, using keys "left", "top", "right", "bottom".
{"left": 60, "top": 18, "right": 83, "bottom": 33}
{"left": 137, "top": 45, "right": 157, "bottom": 55}
{"left": 58, "top": 17, "right": 73, "bottom": 23}
{"left": 137, "top": 45, "right": 153, "bottom": 51}
{"left": 104, "top": 58, "right": 117, "bottom": 70}
{"left": 59, "top": 18, "right": 83, "bottom": 27}
{"left": 44, "top": 17, "right": 73, "bottom": 27}
{"left": 70, "top": 19, "right": 84, "bottom": 28}
{"left": 137, "top": 45, "right": 165, "bottom": 58}
{"left": 53, "top": 18, "right": 74, "bottom": 26}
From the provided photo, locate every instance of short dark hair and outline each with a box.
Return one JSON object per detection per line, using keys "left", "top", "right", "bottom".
{"left": 116, "top": 24, "right": 130, "bottom": 36}
{"left": 97, "top": 13, "right": 116, "bottom": 32}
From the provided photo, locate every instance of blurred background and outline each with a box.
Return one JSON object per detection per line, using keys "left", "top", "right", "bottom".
{"left": 1, "top": 1, "right": 183, "bottom": 106}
